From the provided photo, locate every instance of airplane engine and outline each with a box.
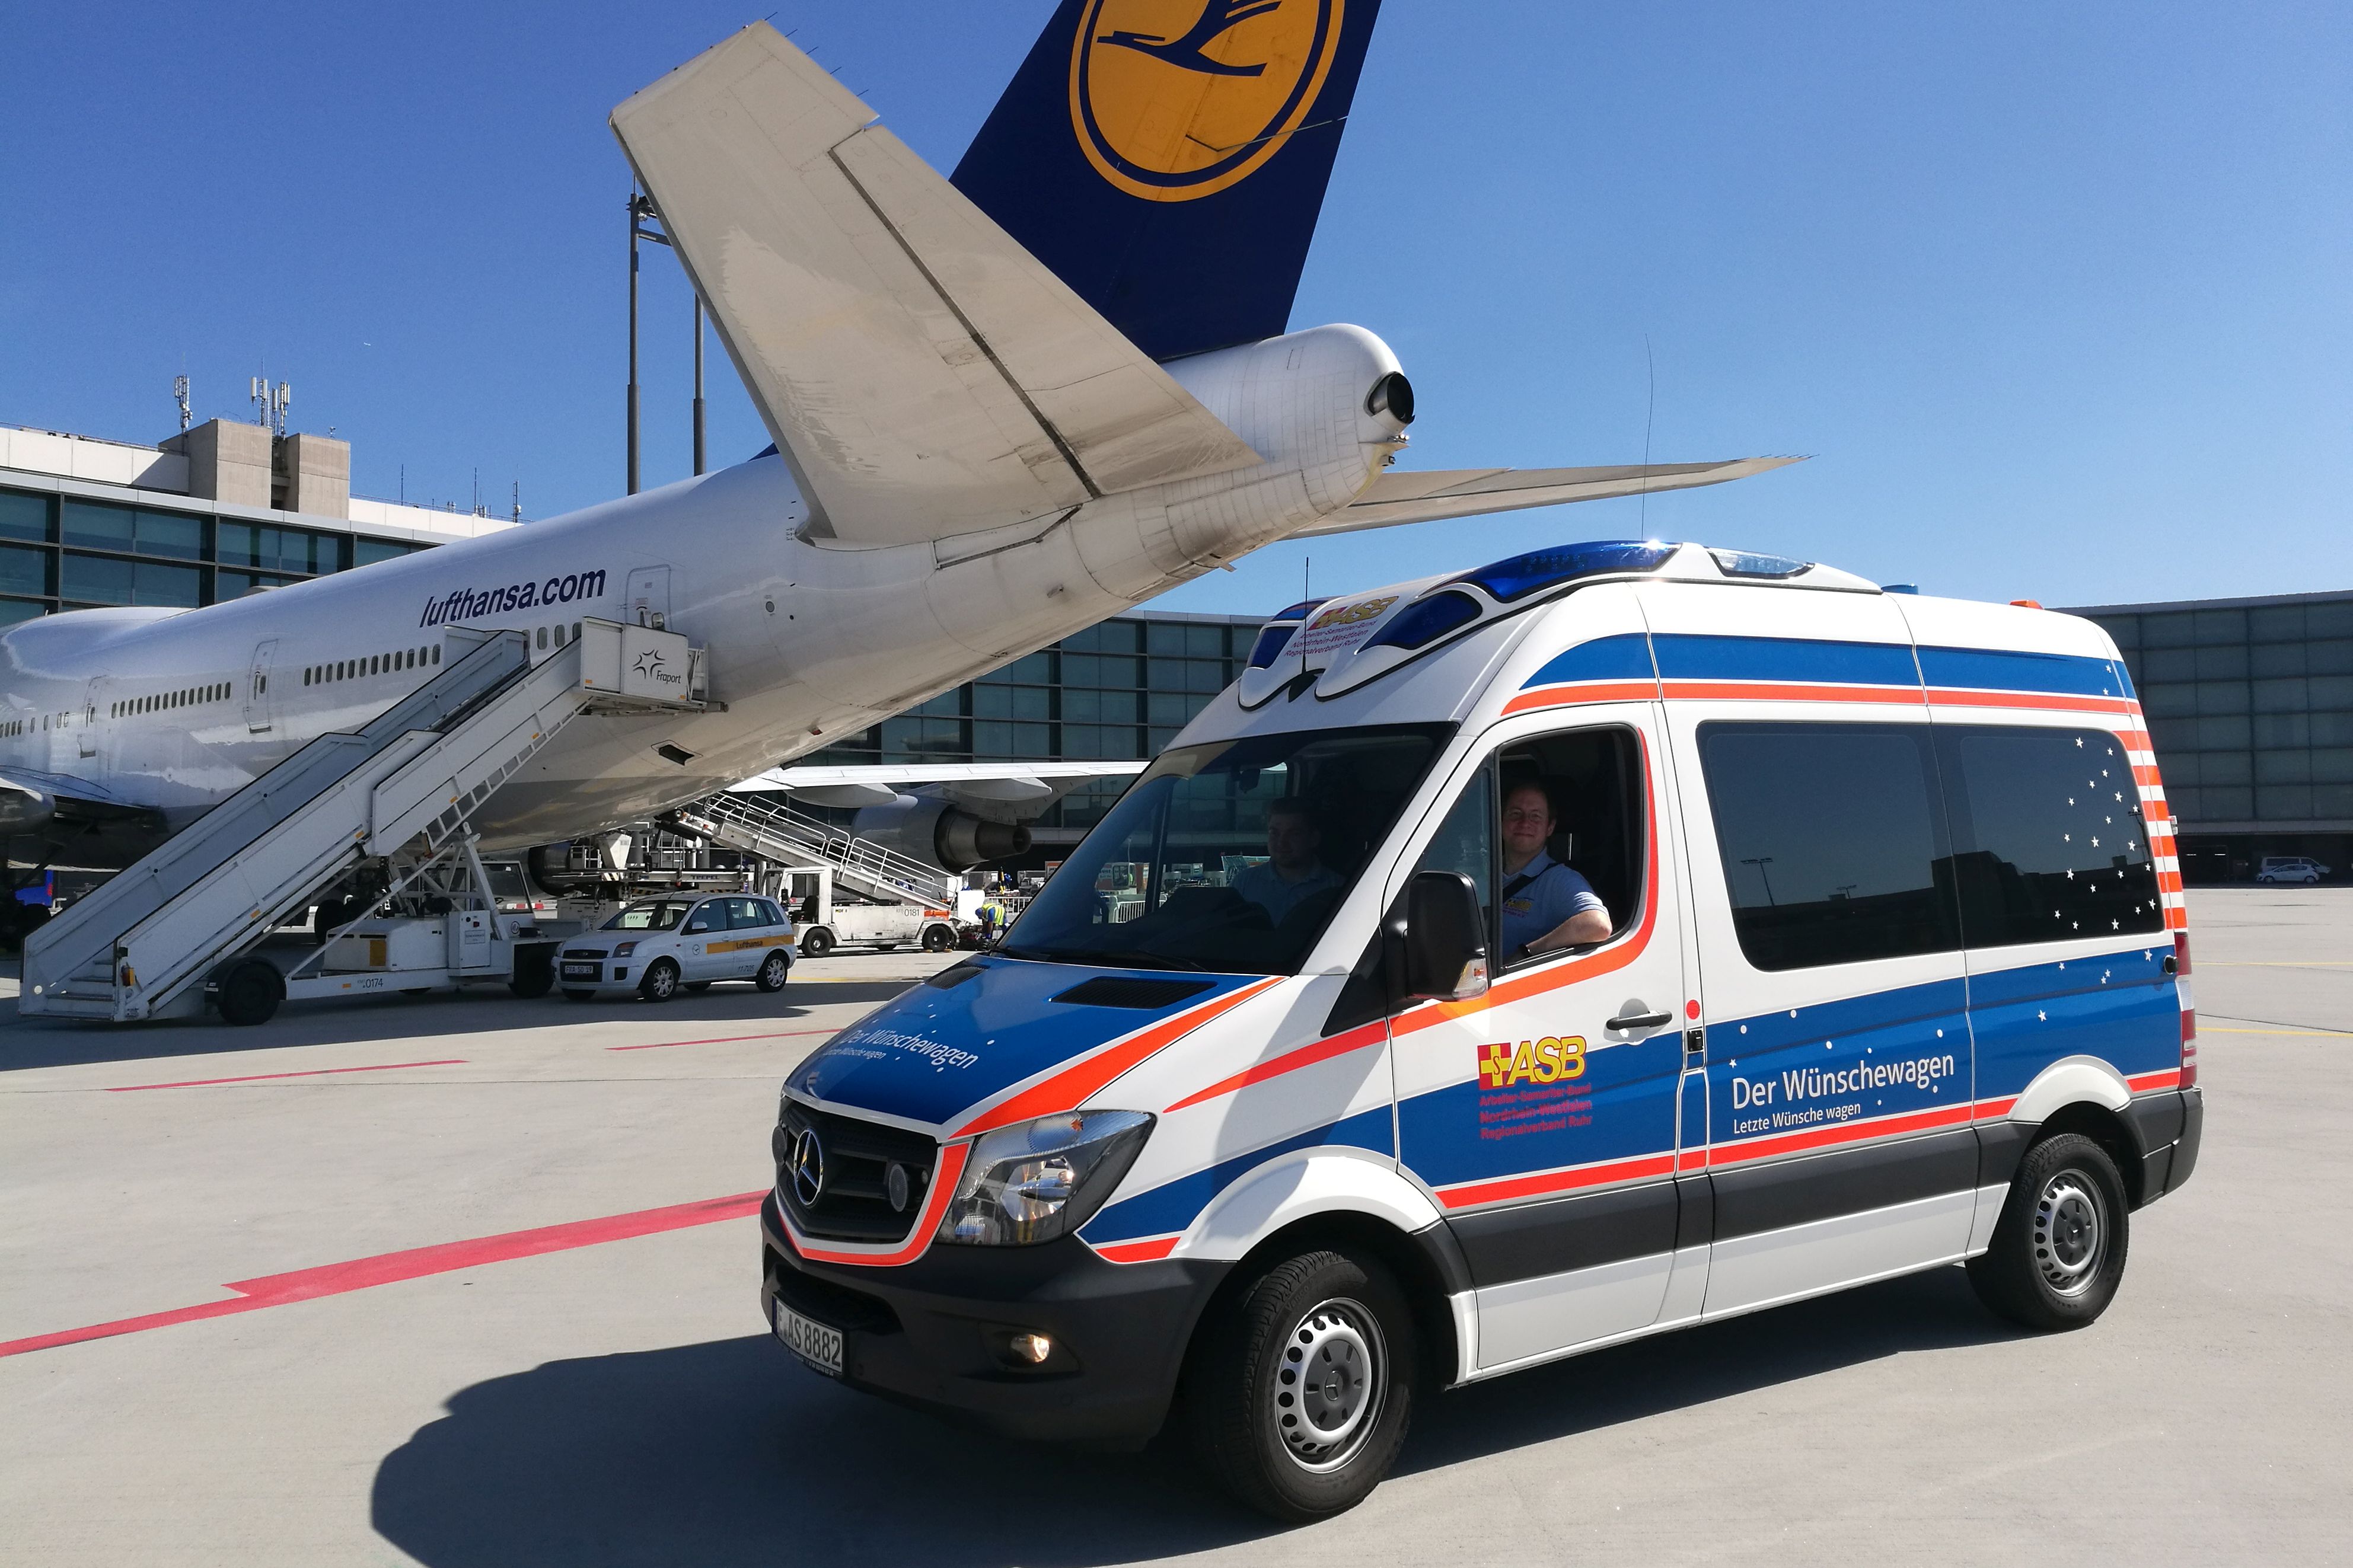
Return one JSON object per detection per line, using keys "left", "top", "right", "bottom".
{"left": 852, "top": 797, "right": 1031, "bottom": 874}
{"left": 0, "top": 785, "right": 56, "bottom": 834}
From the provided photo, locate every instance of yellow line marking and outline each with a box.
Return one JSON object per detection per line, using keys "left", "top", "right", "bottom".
{"left": 2204, "top": 1027, "right": 2353, "bottom": 1037}
{"left": 2204, "top": 962, "right": 2353, "bottom": 967}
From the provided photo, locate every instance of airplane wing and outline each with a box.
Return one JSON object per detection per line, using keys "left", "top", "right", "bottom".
{"left": 729, "top": 761, "right": 1147, "bottom": 814}
{"left": 610, "top": 24, "right": 1261, "bottom": 550}
{"left": 1290, "top": 457, "right": 1805, "bottom": 538}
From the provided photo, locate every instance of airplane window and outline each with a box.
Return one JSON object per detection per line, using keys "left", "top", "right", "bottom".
{"left": 536, "top": 627, "right": 547, "bottom": 650}
{"left": 570, "top": 623, "right": 579, "bottom": 643}
{"left": 554, "top": 624, "right": 566, "bottom": 647}
{"left": 433, "top": 646, "right": 441, "bottom": 665}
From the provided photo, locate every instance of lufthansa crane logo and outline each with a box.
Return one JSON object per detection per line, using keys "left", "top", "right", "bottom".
{"left": 1069, "top": 0, "right": 1346, "bottom": 202}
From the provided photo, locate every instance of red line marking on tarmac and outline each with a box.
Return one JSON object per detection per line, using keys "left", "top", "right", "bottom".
{"left": 606, "top": 1028, "right": 838, "bottom": 1052}
{"left": 0, "top": 1190, "right": 768, "bottom": 1360}
{"left": 107, "top": 1059, "right": 467, "bottom": 1092}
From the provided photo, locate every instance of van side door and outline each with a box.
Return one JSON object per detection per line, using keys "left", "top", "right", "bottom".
{"left": 1647, "top": 584, "right": 1981, "bottom": 1318}
{"left": 1388, "top": 704, "right": 1691, "bottom": 1374}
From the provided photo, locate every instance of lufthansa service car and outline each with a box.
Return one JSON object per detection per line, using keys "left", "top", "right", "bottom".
{"left": 560, "top": 895, "right": 795, "bottom": 1001}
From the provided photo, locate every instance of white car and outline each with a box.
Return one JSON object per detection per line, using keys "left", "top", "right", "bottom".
{"left": 558, "top": 894, "right": 795, "bottom": 1001}
{"left": 2256, "top": 856, "right": 2330, "bottom": 884}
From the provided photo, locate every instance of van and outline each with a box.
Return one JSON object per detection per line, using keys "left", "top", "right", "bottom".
{"left": 757, "top": 540, "right": 2204, "bottom": 1521}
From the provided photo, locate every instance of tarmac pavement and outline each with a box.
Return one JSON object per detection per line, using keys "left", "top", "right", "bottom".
{"left": 1, "top": 893, "right": 2347, "bottom": 1566}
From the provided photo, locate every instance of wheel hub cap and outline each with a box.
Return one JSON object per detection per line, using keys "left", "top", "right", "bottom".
{"left": 1270, "top": 1297, "right": 1385, "bottom": 1473}
{"left": 2033, "top": 1173, "right": 2105, "bottom": 1295}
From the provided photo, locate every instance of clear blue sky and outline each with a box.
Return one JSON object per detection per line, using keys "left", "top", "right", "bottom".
{"left": 3, "top": 2, "right": 2344, "bottom": 614}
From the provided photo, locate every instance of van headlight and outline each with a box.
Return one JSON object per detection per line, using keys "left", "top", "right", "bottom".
{"left": 938, "top": 1110, "right": 1153, "bottom": 1247}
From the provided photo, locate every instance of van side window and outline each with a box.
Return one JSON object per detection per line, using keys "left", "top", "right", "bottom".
{"left": 1699, "top": 721, "right": 1959, "bottom": 970}
{"left": 1411, "top": 765, "right": 1495, "bottom": 941}
{"left": 1935, "top": 726, "right": 2164, "bottom": 945}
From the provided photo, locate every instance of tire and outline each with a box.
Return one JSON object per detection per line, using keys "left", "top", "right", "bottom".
{"left": 508, "top": 943, "right": 555, "bottom": 999}
{"left": 755, "top": 951, "right": 790, "bottom": 992}
{"left": 1185, "top": 1248, "right": 1416, "bottom": 1523}
{"left": 684, "top": 981, "right": 713, "bottom": 994}
{"left": 563, "top": 989, "right": 597, "bottom": 1002}
{"left": 798, "top": 927, "right": 835, "bottom": 960}
{"left": 922, "top": 924, "right": 954, "bottom": 953}
{"left": 1967, "top": 1131, "right": 2131, "bottom": 1331}
{"left": 638, "top": 957, "right": 682, "bottom": 1002}
{"left": 215, "top": 959, "right": 285, "bottom": 1027}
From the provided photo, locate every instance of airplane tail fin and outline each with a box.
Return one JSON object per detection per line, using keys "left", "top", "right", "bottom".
{"left": 952, "top": 0, "right": 1383, "bottom": 363}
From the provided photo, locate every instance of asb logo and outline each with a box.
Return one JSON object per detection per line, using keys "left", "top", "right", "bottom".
{"left": 1068, "top": 0, "right": 1347, "bottom": 202}
{"left": 1479, "top": 1035, "right": 1588, "bottom": 1090}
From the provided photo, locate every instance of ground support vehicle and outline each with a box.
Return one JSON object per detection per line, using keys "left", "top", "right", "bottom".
{"left": 557, "top": 892, "right": 795, "bottom": 1001}
{"left": 779, "top": 865, "right": 958, "bottom": 958}
{"left": 754, "top": 540, "right": 2206, "bottom": 1521}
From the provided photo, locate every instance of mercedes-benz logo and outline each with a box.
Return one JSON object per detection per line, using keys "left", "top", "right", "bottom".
{"left": 790, "top": 1127, "right": 825, "bottom": 1207}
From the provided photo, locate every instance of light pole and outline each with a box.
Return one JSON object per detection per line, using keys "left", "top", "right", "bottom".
{"left": 1740, "top": 855, "right": 1778, "bottom": 906}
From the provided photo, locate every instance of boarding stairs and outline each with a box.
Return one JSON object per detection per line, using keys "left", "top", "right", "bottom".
{"left": 672, "top": 791, "right": 956, "bottom": 908}
{"left": 21, "top": 619, "right": 705, "bottom": 1023}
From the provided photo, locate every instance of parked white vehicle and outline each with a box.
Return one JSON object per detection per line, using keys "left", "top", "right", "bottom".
{"left": 559, "top": 894, "right": 795, "bottom": 1001}
{"left": 782, "top": 866, "right": 958, "bottom": 959}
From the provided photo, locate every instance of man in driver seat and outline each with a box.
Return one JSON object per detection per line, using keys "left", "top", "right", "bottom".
{"left": 1500, "top": 779, "right": 1612, "bottom": 959}
{"left": 1232, "top": 797, "right": 1343, "bottom": 923}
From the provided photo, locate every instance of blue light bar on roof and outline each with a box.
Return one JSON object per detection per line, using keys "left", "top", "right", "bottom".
{"left": 1448, "top": 541, "right": 1678, "bottom": 603}
{"left": 1366, "top": 590, "right": 1481, "bottom": 653}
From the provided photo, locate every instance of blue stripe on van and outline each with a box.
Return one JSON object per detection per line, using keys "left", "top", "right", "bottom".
{"left": 1080, "top": 1104, "right": 1393, "bottom": 1246}
{"left": 1915, "top": 646, "right": 2130, "bottom": 700}
{"left": 1709, "top": 978, "right": 1972, "bottom": 1149}
{"left": 1522, "top": 633, "right": 1657, "bottom": 689}
{"left": 1968, "top": 947, "right": 2179, "bottom": 1101}
{"left": 1649, "top": 634, "right": 1922, "bottom": 687}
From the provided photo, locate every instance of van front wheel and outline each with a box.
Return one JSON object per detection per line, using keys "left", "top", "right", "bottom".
{"left": 1186, "top": 1248, "right": 1415, "bottom": 1524}
{"left": 1968, "top": 1131, "right": 2130, "bottom": 1331}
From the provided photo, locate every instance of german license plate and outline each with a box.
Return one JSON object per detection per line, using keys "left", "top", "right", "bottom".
{"left": 774, "top": 1302, "right": 844, "bottom": 1377}
{"left": 560, "top": 963, "right": 600, "bottom": 979}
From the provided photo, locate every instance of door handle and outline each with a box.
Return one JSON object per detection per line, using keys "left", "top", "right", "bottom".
{"left": 1608, "top": 1008, "right": 1673, "bottom": 1032}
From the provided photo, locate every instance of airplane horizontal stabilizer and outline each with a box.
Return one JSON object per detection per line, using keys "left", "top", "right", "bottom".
{"left": 610, "top": 24, "right": 1261, "bottom": 550}
{"left": 1291, "top": 457, "right": 1805, "bottom": 538}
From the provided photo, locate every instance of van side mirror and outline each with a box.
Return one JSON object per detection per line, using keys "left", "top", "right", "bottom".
{"left": 1402, "top": 870, "right": 1490, "bottom": 1004}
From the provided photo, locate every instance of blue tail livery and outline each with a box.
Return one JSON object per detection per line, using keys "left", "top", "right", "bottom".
{"left": 952, "top": 0, "right": 1383, "bottom": 363}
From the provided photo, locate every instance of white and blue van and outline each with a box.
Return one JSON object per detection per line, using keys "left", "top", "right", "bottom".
{"left": 758, "top": 540, "right": 2203, "bottom": 1521}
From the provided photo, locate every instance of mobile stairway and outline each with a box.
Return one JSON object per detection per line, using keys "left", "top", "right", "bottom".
{"left": 20, "top": 619, "right": 707, "bottom": 1024}
{"left": 670, "top": 791, "right": 957, "bottom": 908}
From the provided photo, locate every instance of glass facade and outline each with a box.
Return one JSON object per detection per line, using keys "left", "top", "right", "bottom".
{"left": 0, "top": 485, "right": 433, "bottom": 619}
{"left": 811, "top": 613, "right": 1262, "bottom": 833}
{"left": 2076, "top": 591, "right": 2353, "bottom": 882}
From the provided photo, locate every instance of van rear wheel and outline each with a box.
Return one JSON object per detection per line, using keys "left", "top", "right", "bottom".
{"left": 1185, "top": 1248, "right": 1415, "bottom": 1523}
{"left": 1968, "top": 1132, "right": 2129, "bottom": 1331}
{"left": 755, "top": 951, "right": 790, "bottom": 992}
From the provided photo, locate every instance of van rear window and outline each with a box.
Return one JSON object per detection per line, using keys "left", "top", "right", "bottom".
{"left": 1933, "top": 727, "right": 2164, "bottom": 946}
{"left": 1699, "top": 722, "right": 1960, "bottom": 970}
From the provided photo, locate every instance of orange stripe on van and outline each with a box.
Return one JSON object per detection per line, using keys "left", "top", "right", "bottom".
{"left": 954, "top": 978, "right": 1284, "bottom": 1138}
{"left": 1660, "top": 680, "right": 1925, "bottom": 706}
{"left": 1165, "top": 1019, "right": 1388, "bottom": 1113}
{"left": 1500, "top": 679, "right": 1661, "bottom": 716}
{"left": 1925, "top": 689, "right": 2137, "bottom": 715}
{"left": 1090, "top": 1235, "right": 1181, "bottom": 1263}
{"left": 1438, "top": 1151, "right": 1679, "bottom": 1211}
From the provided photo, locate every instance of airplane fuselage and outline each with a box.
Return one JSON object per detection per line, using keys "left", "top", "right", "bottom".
{"left": 0, "top": 326, "right": 1407, "bottom": 863}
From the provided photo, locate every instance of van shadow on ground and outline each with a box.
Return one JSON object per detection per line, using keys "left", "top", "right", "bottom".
{"left": 371, "top": 1267, "right": 2020, "bottom": 1567}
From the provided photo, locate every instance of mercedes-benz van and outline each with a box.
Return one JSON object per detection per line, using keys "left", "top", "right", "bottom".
{"left": 757, "top": 540, "right": 2204, "bottom": 1521}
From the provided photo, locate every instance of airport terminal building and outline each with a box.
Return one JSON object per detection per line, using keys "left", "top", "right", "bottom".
{"left": 4, "top": 420, "right": 2339, "bottom": 883}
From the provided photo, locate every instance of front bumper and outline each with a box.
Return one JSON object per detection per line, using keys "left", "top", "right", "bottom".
{"left": 758, "top": 1192, "right": 1226, "bottom": 1446}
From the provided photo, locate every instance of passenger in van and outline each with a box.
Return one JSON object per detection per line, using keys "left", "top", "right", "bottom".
{"left": 1231, "top": 798, "right": 1343, "bottom": 924}
{"left": 1499, "top": 780, "right": 1612, "bottom": 959}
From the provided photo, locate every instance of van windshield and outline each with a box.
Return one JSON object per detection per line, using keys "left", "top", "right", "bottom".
{"left": 602, "top": 899, "right": 695, "bottom": 932}
{"left": 482, "top": 863, "right": 530, "bottom": 899}
{"left": 1001, "top": 723, "right": 1450, "bottom": 976}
